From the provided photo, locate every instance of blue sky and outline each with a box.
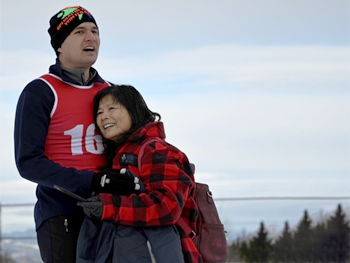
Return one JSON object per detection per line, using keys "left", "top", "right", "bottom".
{"left": 0, "top": 0, "right": 349, "bottom": 239}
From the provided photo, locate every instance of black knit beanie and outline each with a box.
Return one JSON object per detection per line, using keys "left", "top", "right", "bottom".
{"left": 48, "top": 6, "right": 98, "bottom": 54}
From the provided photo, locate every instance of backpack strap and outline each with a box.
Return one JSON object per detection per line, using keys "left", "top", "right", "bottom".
{"left": 137, "top": 138, "right": 161, "bottom": 170}
{"left": 137, "top": 137, "right": 197, "bottom": 238}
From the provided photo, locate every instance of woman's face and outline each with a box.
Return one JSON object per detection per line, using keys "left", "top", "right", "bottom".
{"left": 96, "top": 94, "right": 132, "bottom": 142}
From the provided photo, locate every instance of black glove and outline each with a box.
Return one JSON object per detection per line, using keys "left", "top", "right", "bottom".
{"left": 77, "top": 195, "right": 103, "bottom": 220}
{"left": 92, "top": 168, "right": 141, "bottom": 195}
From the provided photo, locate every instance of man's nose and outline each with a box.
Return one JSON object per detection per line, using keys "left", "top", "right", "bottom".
{"left": 85, "top": 30, "right": 97, "bottom": 41}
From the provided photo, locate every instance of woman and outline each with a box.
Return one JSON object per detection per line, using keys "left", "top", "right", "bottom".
{"left": 77, "top": 85, "right": 202, "bottom": 263}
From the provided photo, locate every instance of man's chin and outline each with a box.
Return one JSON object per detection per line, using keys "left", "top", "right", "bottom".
{"left": 83, "top": 57, "right": 98, "bottom": 67}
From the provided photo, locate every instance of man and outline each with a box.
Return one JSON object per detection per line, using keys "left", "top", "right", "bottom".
{"left": 14, "top": 6, "right": 136, "bottom": 263}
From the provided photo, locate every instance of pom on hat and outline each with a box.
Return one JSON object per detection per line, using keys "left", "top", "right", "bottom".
{"left": 48, "top": 6, "right": 98, "bottom": 54}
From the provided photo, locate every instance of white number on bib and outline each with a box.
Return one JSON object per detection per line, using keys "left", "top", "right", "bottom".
{"left": 64, "top": 124, "right": 104, "bottom": 155}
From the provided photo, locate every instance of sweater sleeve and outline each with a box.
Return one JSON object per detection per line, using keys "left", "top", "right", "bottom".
{"left": 100, "top": 141, "right": 195, "bottom": 226}
{"left": 14, "top": 79, "right": 94, "bottom": 195}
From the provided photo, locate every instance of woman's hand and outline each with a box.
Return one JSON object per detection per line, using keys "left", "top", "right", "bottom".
{"left": 77, "top": 195, "right": 104, "bottom": 220}
{"left": 92, "top": 168, "right": 141, "bottom": 195}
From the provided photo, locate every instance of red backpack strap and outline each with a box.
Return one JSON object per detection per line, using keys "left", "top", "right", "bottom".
{"left": 137, "top": 138, "right": 160, "bottom": 170}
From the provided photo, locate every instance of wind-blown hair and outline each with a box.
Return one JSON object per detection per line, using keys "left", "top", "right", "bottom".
{"left": 94, "top": 85, "right": 161, "bottom": 167}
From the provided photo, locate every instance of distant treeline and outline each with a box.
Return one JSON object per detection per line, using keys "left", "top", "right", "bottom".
{"left": 228, "top": 203, "right": 350, "bottom": 263}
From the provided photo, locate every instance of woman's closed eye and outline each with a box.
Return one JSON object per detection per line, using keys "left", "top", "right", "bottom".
{"left": 108, "top": 106, "right": 117, "bottom": 112}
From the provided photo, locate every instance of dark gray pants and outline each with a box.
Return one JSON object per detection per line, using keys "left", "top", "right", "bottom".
{"left": 37, "top": 214, "right": 85, "bottom": 263}
{"left": 76, "top": 217, "right": 185, "bottom": 263}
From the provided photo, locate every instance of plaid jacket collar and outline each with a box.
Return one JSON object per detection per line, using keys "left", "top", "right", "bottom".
{"left": 128, "top": 122, "right": 166, "bottom": 143}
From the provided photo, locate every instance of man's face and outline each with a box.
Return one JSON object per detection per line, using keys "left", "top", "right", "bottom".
{"left": 57, "top": 22, "right": 100, "bottom": 69}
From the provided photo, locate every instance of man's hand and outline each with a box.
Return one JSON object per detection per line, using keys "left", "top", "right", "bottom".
{"left": 77, "top": 195, "right": 103, "bottom": 219}
{"left": 92, "top": 168, "right": 141, "bottom": 195}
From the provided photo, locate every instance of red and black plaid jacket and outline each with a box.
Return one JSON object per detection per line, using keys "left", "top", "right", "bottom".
{"left": 99, "top": 122, "right": 202, "bottom": 263}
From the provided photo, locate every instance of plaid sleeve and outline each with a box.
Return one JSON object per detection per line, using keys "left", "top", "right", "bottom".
{"left": 100, "top": 141, "right": 195, "bottom": 227}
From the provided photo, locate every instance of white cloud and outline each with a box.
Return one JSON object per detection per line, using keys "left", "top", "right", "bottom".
{"left": 149, "top": 91, "right": 349, "bottom": 172}
{"left": 2, "top": 45, "right": 348, "bottom": 95}
{"left": 95, "top": 45, "right": 350, "bottom": 93}
{"left": 0, "top": 50, "right": 53, "bottom": 94}
{"left": 0, "top": 102, "right": 17, "bottom": 177}
{"left": 0, "top": 180, "right": 37, "bottom": 203}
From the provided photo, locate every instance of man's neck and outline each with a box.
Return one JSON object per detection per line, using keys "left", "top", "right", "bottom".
{"left": 57, "top": 57, "right": 92, "bottom": 84}
{"left": 61, "top": 67, "right": 87, "bottom": 85}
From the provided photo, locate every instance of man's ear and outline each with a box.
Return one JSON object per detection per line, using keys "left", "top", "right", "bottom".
{"left": 56, "top": 48, "right": 61, "bottom": 57}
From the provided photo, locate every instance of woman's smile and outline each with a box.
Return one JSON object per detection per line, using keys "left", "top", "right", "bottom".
{"left": 96, "top": 95, "right": 133, "bottom": 142}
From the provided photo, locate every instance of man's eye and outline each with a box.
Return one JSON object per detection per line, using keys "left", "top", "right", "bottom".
{"left": 96, "top": 111, "right": 102, "bottom": 115}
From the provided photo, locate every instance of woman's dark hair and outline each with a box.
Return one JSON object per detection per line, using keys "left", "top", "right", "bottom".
{"left": 94, "top": 85, "right": 161, "bottom": 167}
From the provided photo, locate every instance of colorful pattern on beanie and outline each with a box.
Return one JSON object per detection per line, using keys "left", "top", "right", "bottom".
{"left": 56, "top": 6, "right": 94, "bottom": 31}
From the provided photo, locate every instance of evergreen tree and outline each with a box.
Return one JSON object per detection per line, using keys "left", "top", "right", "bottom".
{"left": 239, "top": 241, "right": 250, "bottom": 262}
{"left": 324, "top": 204, "right": 350, "bottom": 263}
{"left": 312, "top": 222, "right": 327, "bottom": 262}
{"left": 234, "top": 203, "right": 349, "bottom": 263}
{"left": 273, "top": 221, "right": 293, "bottom": 263}
{"left": 248, "top": 222, "right": 272, "bottom": 263}
{"left": 293, "top": 210, "right": 313, "bottom": 262}
{"left": 228, "top": 240, "right": 242, "bottom": 262}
